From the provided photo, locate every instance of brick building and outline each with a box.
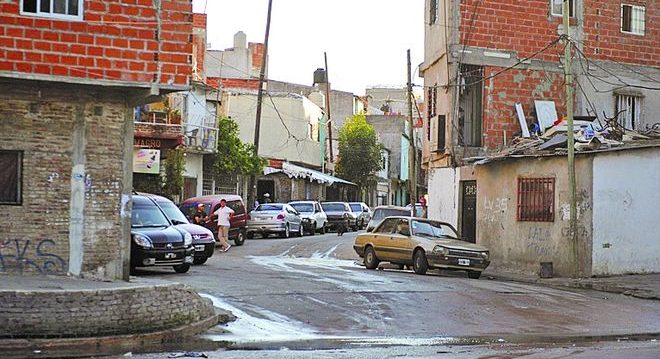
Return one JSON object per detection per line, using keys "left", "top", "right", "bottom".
{"left": 0, "top": 0, "right": 193, "bottom": 279}
{"left": 421, "top": 0, "right": 659, "bottom": 240}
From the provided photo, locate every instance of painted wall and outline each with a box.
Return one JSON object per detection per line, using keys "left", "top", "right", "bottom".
{"left": 592, "top": 147, "right": 660, "bottom": 275}
{"left": 184, "top": 153, "right": 203, "bottom": 197}
{"left": 427, "top": 167, "right": 459, "bottom": 227}
{"left": 475, "top": 156, "right": 594, "bottom": 277}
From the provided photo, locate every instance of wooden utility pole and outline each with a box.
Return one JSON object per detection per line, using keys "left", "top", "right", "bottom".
{"left": 251, "top": 0, "right": 273, "bottom": 207}
{"left": 563, "top": 0, "right": 578, "bottom": 276}
{"left": 324, "top": 52, "right": 334, "bottom": 162}
{"left": 407, "top": 49, "right": 417, "bottom": 208}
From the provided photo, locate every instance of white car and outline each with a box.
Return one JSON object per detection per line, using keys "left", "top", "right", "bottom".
{"left": 349, "top": 202, "right": 372, "bottom": 229}
{"left": 289, "top": 201, "right": 328, "bottom": 235}
{"left": 247, "top": 203, "right": 303, "bottom": 238}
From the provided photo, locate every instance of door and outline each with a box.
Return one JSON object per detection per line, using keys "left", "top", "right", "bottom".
{"left": 257, "top": 180, "right": 275, "bottom": 203}
{"left": 461, "top": 181, "right": 477, "bottom": 243}
{"left": 183, "top": 177, "right": 197, "bottom": 200}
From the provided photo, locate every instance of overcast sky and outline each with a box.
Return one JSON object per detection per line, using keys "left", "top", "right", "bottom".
{"left": 192, "top": 0, "right": 424, "bottom": 95}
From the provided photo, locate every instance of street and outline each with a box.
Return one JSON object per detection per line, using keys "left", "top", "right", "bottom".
{"left": 130, "top": 230, "right": 660, "bottom": 358}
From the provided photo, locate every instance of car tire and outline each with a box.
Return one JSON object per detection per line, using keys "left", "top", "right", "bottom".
{"left": 413, "top": 250, "right": 428, "bottom": 275}
{"left": 308, "top": 222, "right": 316, "bottom": 236}
{"left": 246, "top": 231, "right": 254, "bottom": 240}
{"left": 192, "top": 257, "right": 208, "bottom": 265}
{"left": 173, "top": 264, "right": 190, "bottom": 273}
{"left": 281, "top": 224, "right": 290, "bottom": 238}
{"left": 297, "top": 224, "right": 304, "bottom": 237}
{"left": 467, "top": 271, "right": 482, "bottom": 279}
{"left": 364, "top": 246, "right": 380, "bottom": 270}
{"left": 234, "top": 230, "right": 246, "bottom": 246}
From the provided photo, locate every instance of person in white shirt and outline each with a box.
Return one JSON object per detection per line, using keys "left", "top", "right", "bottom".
{"left": 207, "top": 199, "right": 234, "bottom": 252}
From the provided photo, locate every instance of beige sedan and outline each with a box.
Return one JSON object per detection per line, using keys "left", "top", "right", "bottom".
{"left": 353, "top": 216, "right": 490, "bottom": 279}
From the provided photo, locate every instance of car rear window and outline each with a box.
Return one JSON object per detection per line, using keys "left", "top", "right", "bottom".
{"left": 291, "top": 203, "right": 314, "bottom": 213}
{"left": 256, "top": 204, "right": 282, "bottom": 211}
{"left": 349, "top": 204, "right": 362, "bottom": 212}
{"left": 373, "top": 208, "right": 409, "bottom": 220}
{"left": 180, "top": 203, "right": 211, "bottom": 219}
{"left": 226, "top": 200, "right": 245, "bottom": 215}
{"left": 322, "top": 203, "right": 345, "bottom": 212}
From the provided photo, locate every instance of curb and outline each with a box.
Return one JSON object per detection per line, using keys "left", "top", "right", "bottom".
{"left": 485, "top": 273, "right": 660, "bottom": 301}
{"left": 0, "top": 310, "right": 235, "bottom": 358}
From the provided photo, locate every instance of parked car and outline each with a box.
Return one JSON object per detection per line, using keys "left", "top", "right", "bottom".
{"left": 354, "top": 216, "right": 490, "bottom": 278}
{"left": 321, "top": 202, "right": 358, "bottom": 231}
{"left": 366, "top": 205, "right": 412, "bottom": 232}
{"left": 349, "top": 202, "right": 372, "bottom": 229}
{"left": 247, "top": 203, "right": 303, "bottom": 238}
{"left": 180, "top": 195, "right": 248, "bottom": 246}
{"left": 144, "top": 193, "right": 215, "bottom": 265}
{"left": 289, "top": 200, "right": 328, "bottom": 235}
{"left": 130, "top": 195, "right": 194, "bottom": 273}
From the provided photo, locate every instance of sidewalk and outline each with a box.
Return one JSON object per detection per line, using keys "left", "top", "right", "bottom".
{"left": 0, "top": 274, "right": 234, "bottom": 357}
{"left": 483, "top": 269, "right": 660, "bottom": 300}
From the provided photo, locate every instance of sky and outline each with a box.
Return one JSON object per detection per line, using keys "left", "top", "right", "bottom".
{"left": 192, "top": 0, "right": 424, "bottom": 95}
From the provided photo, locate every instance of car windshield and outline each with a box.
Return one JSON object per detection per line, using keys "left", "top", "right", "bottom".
{"left": 411, "top": 220, "right": 458, "bottom": 240}
{"left": 290, "top": 203, "right": 314, "bottom": 213}
{"left": 158, "top": 201, "right": 189, "bottom": 223}
{"left": 373, "top": 208, "right": 409, "bottom": 220}
{"left": 322, "top": 203, "right": 345, "bottom": 212}
{"left": 180, "top": 203, "right": 210, "bottom": 219}
{"left": 256, "top": 204, "right": 283, "bottom": 211}
{"left": 349, "top": 204, "right": 362, "bottom": 212}
{"left": 132, "top": 204, "right": 170, "bottom": 227}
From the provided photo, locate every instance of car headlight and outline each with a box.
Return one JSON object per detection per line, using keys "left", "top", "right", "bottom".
{"left": 133, "top": 234, "right": 153, "bottom": 249}
{"left": 184, "top": 232, "right": 193, "bottom": 247}
{"left": 481, "top": 251, "right": 489, "bottom": 259}
{"left": 433, "top": 245, "right": 448, "bottom": 255}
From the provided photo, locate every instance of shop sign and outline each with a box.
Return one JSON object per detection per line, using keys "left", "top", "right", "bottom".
{"left": 133, "top": 149, "right": 160, "bottom": 174}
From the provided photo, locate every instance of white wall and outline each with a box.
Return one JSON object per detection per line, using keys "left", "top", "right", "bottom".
{"left": 184, "top": 153, "right": 204, "bottom": 196}
{"left": 592, "top": 147, "right": 660, "bottom": 275}
{"left": 427, "top": 167, "right": 459, "bottom": 226}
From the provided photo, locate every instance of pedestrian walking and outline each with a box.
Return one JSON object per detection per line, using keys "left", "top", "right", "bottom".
{"left": 206, "top": 199, "right": 234, "bottom": 252}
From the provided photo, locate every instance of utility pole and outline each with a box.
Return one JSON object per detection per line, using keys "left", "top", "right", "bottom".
{"left": 251, "top": 0, "right": 273, "bottom": 207}
{"left": 324, "top": 52, "right": 334, "bottom": 163}
{"left": 407, "top": 49, "right": 417, "bottom": 208}
{"left": 563, "top": 0, "right": 578, "bottom": 277}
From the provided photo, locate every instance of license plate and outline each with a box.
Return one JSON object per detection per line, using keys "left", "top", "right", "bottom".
{"left": 458, "top": 259, "right": 470, "bottom": 266}
{"left": 165, "top": 252, "right": 177, "bottom": 259}
{"left": 195, "top": 245, "right": 205, "bottom": 251}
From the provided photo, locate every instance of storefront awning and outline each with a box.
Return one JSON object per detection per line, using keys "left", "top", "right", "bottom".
{"left": 264, "top": 162, "right": 355, "bottom": 186}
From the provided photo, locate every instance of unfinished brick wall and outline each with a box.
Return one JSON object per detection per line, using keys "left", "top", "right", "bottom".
{"left": 0, "top": 0, "right": 193, "bottom": 86}
{"left": 0, "top": 81, "right": 130, "bottom": 276}
{"left": 192, "top": 13, "right": 206, "bottom": 81}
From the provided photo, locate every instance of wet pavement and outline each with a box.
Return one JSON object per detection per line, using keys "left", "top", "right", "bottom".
{"left": 127, "top": 230, "right": 660, "bottom": 357}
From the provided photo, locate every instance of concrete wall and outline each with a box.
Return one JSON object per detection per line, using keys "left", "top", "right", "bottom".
{"left": 592, "top": 147, "right": 660, "bottom": 275}
{"left": 224, "top": 92, "right": 322, "bottom": 167}
{"left": 475, "top": 156, "right": 594, "bottom": 277}
{"left": 427, "top": 167, "right": 459, "bottom": 226}
{"left": 184, "top": 152, "right": 204, "bottom": 197}
{"left": 0, "top": 81, "right": 133, "bottom": 279}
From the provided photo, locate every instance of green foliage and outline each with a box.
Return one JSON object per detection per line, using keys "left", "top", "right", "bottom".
{"left": 210, "top": 116, "right": 266, "bottom": 176}
{"left": 163, "top": 147, "right": 185, "bottom": 200}
{"left": 336, "top": 114, "right": 383, "bottom": 193}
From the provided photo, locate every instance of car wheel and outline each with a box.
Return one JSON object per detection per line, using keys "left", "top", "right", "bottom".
{"left": 413, "top": 250, "right": 428, "bottom": 275}
{"left": 234, "top": 230, "right": 246, "bottom": 246}
{"left": 246, "top": 231, "right": 254, "bottom": 240}
{"left": 281, "top": 224, "right": 290, "bottom": 238}
{"left": 308, "top": 222, "right": 316, "bottom": 236}
{"left": 297, "top": 223, "right": 304, "bottom": 237}
{"left": 364, "top": 246, "right": 380, "bottom": 270}
{"left": 193, "top": 257, "right": 208, "bottom": 265}
{"left": 173, "top": 264, "right": 190, "bottom": 273}
{"left": 467, "top": 271, "right": 482, "bottom": 279}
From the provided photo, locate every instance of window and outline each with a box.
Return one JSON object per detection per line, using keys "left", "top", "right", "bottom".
{"left": 0, "top": 151, "right": 22, "bottom": 205}
{"left": 21, "top": 0, "right": 83, "bottom": 20}
{"left": 427, "top": 85, "right": 437, "bottom": 141}
{"left": 517, "top": 178, "right": 555, "bottom": 222}
{"left": 429, "top": 0, "right": 439, "bottom": 24}
{"left": 621, "top": 4, "right": 645, "bottom": 35}
{"left": 458, "top": 65, "right": 483, "bottom": 147}
{"left": 615, "top": 94, "right": 643, "bottom": 130}
{"left": 436, "top": 115, "right": 446, "bottom": 151}
{"left": 550, "top": 0, "right": 574, "bottom": 17}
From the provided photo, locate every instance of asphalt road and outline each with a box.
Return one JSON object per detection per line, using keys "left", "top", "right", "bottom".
{"left": 131, "top": 230, "right": 660, "bottom": 357}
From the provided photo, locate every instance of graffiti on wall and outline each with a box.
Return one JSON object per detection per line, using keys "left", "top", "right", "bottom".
{"left": 0, "top": 239, "right": 67, "bottom": 274}
{"left": 526, "top": 226, "right": 552, "bottom": 257}
{"left": 483, "top": 197, "right": 509, "bottom": 223}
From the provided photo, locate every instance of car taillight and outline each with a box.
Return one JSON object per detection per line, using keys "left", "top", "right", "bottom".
{"left": 276, "top": 213, "right": 285, "bottom": 220}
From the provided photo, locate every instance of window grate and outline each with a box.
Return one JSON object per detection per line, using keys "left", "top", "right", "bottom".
{"left": 517, "top": 177, "right": 555, "bottom": 222}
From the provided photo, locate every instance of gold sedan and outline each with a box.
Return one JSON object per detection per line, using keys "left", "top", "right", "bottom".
{"left": 353, "top": 216, "right": 490, "bottom": 279}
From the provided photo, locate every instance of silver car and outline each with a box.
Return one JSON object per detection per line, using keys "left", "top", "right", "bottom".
{"left": 289, "top": 201, "right": 328, "bottom": 235}
{"left": 349, "top": 202, "right": 372, "bottom": 229}
{"left": 247, "top": 203, "right": 303, "bottom": 238}
{"left": 366, "top": 205, "right": 412, "bottom": 232}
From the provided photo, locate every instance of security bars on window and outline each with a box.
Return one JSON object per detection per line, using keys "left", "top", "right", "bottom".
{"left": 517, "top": 177, "right": 555, "bottom": 222}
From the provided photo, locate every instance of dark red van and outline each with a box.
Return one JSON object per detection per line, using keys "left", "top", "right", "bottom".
{"left": 180, "top": 195, "right": 248, "bottom": 246}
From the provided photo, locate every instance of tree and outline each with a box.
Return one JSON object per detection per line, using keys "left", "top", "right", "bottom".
{"left": 162, "top": 147, "right": 185, "bottom": 201}
{"left": 335, "top": 114, "right": 383, "bottom": 197}
{"left": 209, "top": 116, "right": 266, "bottom": 177}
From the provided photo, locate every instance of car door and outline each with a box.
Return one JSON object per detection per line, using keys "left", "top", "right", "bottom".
{"left": 286, "top": 205, "right": 302, "bottom": 231}
{"left": 371, "top": 218, "right": 398, "bottom": 261}
{"left": 388, "top": 218, "right": 414, "bottom": 262}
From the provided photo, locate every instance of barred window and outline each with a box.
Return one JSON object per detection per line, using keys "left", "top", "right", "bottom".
{"left": 621, "top": 4, "right": 645, "bottom": 35}
{"left": 0, "top": 151, "right": 23, "bottom": 205}
{"left": 517, "top": 178, "right": 555, "bottom": 222}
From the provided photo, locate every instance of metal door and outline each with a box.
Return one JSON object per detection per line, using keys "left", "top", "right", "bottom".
{"left": 461, "top": 181, "right": 477, "bottom": 243}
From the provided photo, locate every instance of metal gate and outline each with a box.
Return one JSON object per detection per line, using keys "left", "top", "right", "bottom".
{"left": 461, "top": 181, "right": 477, "bottom": 243}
